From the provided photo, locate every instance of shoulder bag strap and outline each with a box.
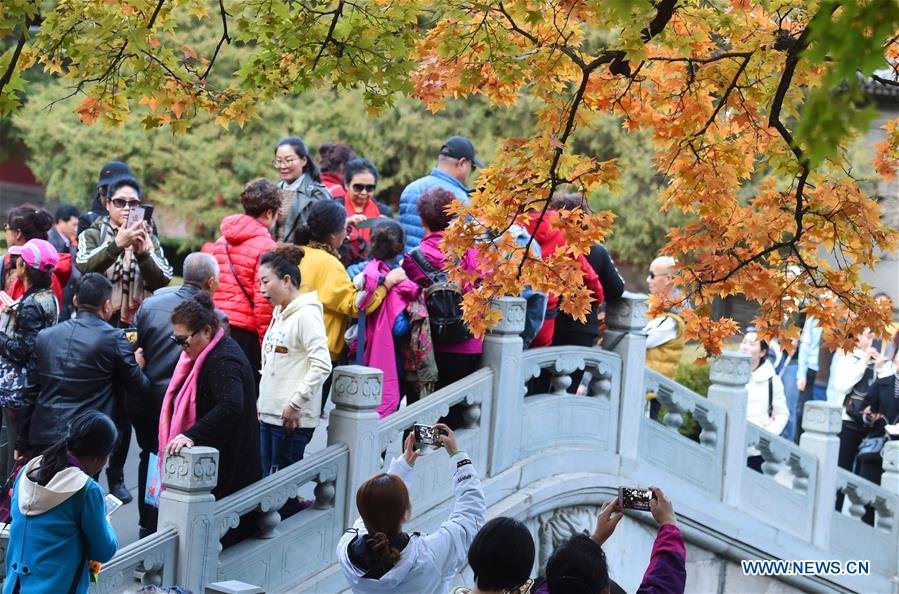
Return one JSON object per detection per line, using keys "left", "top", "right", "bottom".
{"left": 224, "top": 241, "right": 254, "bottom": 309}
{"left": 409, "top": 248, "right": 441, "bottom": 288}
{"left": 768, "top": 376, "right": 774, "bottom": 418}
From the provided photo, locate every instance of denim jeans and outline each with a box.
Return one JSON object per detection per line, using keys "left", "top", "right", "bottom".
{"left": 780, "top": 363, "right": 799, "bottom": 442}
{"left": 259, "top": 422, "right": 314, "bottom": 477}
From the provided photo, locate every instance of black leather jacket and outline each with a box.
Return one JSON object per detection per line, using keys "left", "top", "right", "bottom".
{"left": 19, "top": 311, "right": 149, "bottom": 450}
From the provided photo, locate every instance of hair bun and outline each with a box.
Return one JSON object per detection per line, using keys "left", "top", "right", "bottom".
{"left": 272, "top": 243, "right": 305, "bottom": 265}
{"left": 193, "top": 291, "right": 215, "bottom": 311}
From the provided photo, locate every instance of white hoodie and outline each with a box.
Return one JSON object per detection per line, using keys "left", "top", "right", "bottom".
{"left": 258, "top": 291, "right": 332, "bottom": 428}
{"left": 337, "top": 453, "right": 486, "bottom": 594}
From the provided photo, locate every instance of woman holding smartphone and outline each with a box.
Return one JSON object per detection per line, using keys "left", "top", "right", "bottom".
{"left": 4, "top": 411, "right": 118, "bottom": 594}
{"left": 337, "top": 425, "right": 486, "bottom": 594}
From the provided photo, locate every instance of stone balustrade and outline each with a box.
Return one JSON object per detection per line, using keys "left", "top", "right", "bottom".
{"left": 80, "top": 293, "right": 899, "bottom": 593}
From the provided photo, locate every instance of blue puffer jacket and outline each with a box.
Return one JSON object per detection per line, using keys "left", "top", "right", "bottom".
{"left": 4, "top": 456, "right": 118, "bottom": 594}
{"left": 398, "top": 168, "right": 470, "bottom": 250}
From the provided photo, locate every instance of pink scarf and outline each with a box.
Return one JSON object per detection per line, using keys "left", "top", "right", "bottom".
{"left": 158, "top": 327, "right": 225, "bottom": 453}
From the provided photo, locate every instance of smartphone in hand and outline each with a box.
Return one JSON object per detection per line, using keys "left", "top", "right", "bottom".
{"left": 105, "top": 493, "right": 124, "bottom": 516}
{"left": 618, "top": 487, "right": 654, "bottom": 511}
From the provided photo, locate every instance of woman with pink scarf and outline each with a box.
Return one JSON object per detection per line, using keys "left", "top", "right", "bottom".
{"left": 158, "top": 293, "right": 261, "bottom": 504}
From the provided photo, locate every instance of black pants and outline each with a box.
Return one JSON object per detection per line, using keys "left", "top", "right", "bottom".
{"left": 747, "top": 455, "right": 764, "bottom": 473}
{"left": 435, "top": 352, "right": 481, "bottom": 430}
{"left": 794, "top": 369, "right": 817, "bottom": 443}
{"left": 857, "top": 456, "right": 884, "bottom": 526}
{"left": 231, "top": 327, "right": 262, "bottom": 398}
{"left": 835, "top": 419, "right": 869, "bottom": 515}
{"left": 106, "top": 403, "right": 131, "bottom": 486}
{"left": 130, "top": 407, "right": 160, "bottom": 535}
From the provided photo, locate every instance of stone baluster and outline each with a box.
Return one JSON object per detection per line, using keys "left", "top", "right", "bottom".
{"left": 327, "top": 365, "right": 384, "bottom": 521}
{"left": 706, "top": 352, "right": 752, "bottom": 507}
{"left": 156, "top": 446, "right": 220, "bottom": 594}
{"left": 603, "top": 293, "right": 648, "bottom": 463}
{"left": 880, "top": 442, "right": 899, "bottom": 537}
{"left": 483, "top": 296, "right": 526, "bottom": 477}
{"left": 798, "top": 401, "right": 842, "bottom": 547}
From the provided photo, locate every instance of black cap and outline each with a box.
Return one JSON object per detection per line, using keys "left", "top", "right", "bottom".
{"left": 97, "top": 161, "right": 133, "bottom": 186}
{"left": 440, "top": 136, "right": 485, "bottom": 168}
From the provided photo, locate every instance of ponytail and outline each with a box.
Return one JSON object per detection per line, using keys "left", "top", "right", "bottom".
{"left": 369, "top": 531, "right": 402, "bottom": 566}
{"left": 34, "top": 440, "right": 69, "bottom": 487}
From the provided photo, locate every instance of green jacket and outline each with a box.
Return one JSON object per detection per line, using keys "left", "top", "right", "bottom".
{"left": 75, "top": 216, "right": 173, "bottom": 292}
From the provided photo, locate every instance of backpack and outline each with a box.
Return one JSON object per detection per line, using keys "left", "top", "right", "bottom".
{"left": 409, "top": 248, "right": 472, "bottom": 345}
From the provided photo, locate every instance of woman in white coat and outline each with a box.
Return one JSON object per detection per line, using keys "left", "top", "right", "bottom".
{"left": 337, "top": 424, "right": 486, "bottom": 594}
{"left": 257, "top": 244, "right": 332, "bottom": 476}
{"left": 740, "top": 331, "right": 789, "bottom": 472}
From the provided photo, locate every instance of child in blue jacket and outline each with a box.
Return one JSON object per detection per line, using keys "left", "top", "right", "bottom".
{"left": 4, "top": 410, "right": 118, "bottom": 594}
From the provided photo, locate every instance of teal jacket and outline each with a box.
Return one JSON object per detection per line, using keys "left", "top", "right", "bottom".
{"left": 4, "top": 456, "right": 117, "bottom": 594}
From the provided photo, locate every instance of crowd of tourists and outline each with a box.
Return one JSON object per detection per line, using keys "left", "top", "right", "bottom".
{"left": 0, "top": 132, "right": 893, "bottom": 593}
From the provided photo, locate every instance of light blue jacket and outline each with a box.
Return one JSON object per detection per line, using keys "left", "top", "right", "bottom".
{"left": 4, "top": 457, "right": 118, "bottom": 594}
{"left": 797, "top": 316, "right": 823, "bottom": 378}
{"left": 399, "top": 168, "right": 470, "bottom": 250}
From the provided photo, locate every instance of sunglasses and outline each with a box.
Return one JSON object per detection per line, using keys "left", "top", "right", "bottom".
{"left": 648, "top": 271, "right": 671, "bottom": 280}
{"left": 111, "top": 198, "right": 141, "bottom": 209}
{"left": 170, "top": 329, "right": 200, "bottom": 347}
{"left": 351, "top": 183, "right": 376, "bottom": 193}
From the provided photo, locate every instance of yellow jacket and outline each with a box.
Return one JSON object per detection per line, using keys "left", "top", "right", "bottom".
{"left": 644, "top": 312, "right": 685, "bottom": 379}
{"left": 299, "top": 247, "right": 386, "bottom": 360}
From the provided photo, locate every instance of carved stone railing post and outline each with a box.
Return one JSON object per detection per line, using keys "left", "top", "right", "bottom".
{"left": 156, "top": 446, "right": 220, "bottom": 594}
{"left": 327, "top": 365, "right": 383, "bottom": 521}
{"left": 603, "top": 293, "right": 648, "bottom": 462}
{"left": 798, "top": 401, "right": 843, "bottom": 548}
{"left": 706, "top": 352, "right": 752, "bottom": 507}
{"left": 483, "top": 296, "right": 526, "bottom": 477}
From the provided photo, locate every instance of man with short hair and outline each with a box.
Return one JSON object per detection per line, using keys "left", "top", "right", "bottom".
{"left": 399, "top": 135, "right": 484, "bottom": 250}
{"left": 643, "top": 256, "right": 685, "bottom": 378}
{"left": 48, "top": 204, "right": 81, "bottom": 320}
{"left": 129, "top": 252, "right": 223, "bottom": 536}
{"left": 16, "top": 273, "right": 149, "bottom": 496}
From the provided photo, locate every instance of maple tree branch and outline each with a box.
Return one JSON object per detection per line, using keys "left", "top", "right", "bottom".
{"left": 691, "top": 53, "right": 753, "bottom": 139}
{"left": 0, "top": 15, "right": 35, "bottom": 100}
{"left": 871, "top": 73, "right": 899, "bottom": 87}
{"left": 202, "top": 0, "right": 232, "bottom": 81}
{"left": 312, "top": 0, "right": 344, "bottom": 71}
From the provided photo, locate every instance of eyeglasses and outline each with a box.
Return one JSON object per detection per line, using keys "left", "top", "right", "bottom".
{"left": 111, "top": 198, "right": 141, "bottom": 209}
{"left": 648, "top": 271, "right": 671, "bottom": 280}
{"left": 273, "top": 158, "right": 299, "bottom": 168}
{"left": 351, "top": 183, "right": 376, "bottom": 193}
{"left": 170, "top": 329, "right": 200, "bottom": 348}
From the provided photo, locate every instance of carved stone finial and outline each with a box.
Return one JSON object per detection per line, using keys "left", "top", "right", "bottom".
{"left": 709, "top": 352, "right": 753, "bottom": 386}
{"left": 605, "top": 292, "right": 649, "bottom": 332}
{"left": 487, "top": 297, "right": 527, "bottom": 335}
{"left": 800, "top": 401, "right": 843, "bottom": 435}
{"left": 163, "top": 446, "right": 219, "bottom": 493}
{"left": 331, "top": 365, "right": 383, "bottom": 411}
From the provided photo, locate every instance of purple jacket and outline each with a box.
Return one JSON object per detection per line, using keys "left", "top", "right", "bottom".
{"left": 401, "top": 231, "right": 483, "bottom": 355}
{"left": 358, "top": 259, "right": 420, "bottom": 418}
{"left": 534, "top": 524, "right": 686, "bottom": 594}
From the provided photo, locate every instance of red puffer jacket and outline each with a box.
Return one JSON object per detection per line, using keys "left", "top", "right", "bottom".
{"left": 211, "top": 214, "right": 276, "bottom": 343}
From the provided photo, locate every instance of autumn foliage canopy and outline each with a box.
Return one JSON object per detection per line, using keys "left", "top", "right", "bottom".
{"left": 1, "top": 0, "right": 898, "bottom": 353}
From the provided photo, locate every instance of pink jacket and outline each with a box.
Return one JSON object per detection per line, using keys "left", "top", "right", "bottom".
{"left": 358, "top": 260, "right": 420, "bottom": 418}
{"left": 402, "top": 231, "right": 483, "bottom": 355}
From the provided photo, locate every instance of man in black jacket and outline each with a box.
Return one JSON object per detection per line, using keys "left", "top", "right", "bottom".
{"left": 16, "top": 273, "right": 149, "bottom": 496}
{"left": 130, "top": 252, "right": 221, "bottom": 536}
